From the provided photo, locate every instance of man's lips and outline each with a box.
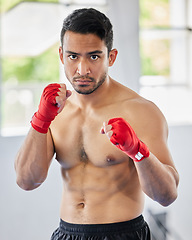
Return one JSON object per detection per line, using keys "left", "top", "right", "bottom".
{"left": 73, "top": 77, "right": 94, "bottom": 85}
{"left": 75, "top": 80, "right": 92, "bottom": 85}
{"left": 75, "top": 79, "right": 92, "bottom": 82}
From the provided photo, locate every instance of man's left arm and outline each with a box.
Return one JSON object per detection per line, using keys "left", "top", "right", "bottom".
{"left": 134, "top": 147, "right": 179, "bottom": 206}
{"left": 101, "top": 111, "right": 179, "bottom": 207}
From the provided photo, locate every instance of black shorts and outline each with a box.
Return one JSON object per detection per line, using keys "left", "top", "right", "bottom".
{"left": 51, "top": 215, "right": 151, "bottom": 240}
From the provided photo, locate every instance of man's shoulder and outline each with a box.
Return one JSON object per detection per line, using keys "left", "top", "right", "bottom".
{"left": 124, "top": 94, "right": 165, "bottom": 122}
{"left": 114, "top": 83, "right": 167, "bottom": 126}
{"left": 110, "top": 79, "right": 140, "bottom": 102}
{"left": 109, "top": 80, "right": 161, "bottom": 116}
{"left": 114, "top": 83, "right": 151, "bottom": 108}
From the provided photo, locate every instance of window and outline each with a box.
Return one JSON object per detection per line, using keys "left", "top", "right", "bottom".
{"left": 139, "top": 0, "right": 192, "bottom": 125}
{"left": 0, "top": 0, "right": 107, "bottom": 136}
{"left": 1, "top": 0, "right": 61, "bottom": 136}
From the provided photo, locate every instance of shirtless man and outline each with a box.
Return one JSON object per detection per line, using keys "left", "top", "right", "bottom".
{"left": 15, "top": 8, "right": 179, "bottom": 240}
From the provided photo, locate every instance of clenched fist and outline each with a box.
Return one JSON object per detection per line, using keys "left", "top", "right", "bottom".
{"left": 101, "top": 117, "right": 150, "bottom": 162}
{"left": 31, "top": 83, "right": 72, "bottom": 133}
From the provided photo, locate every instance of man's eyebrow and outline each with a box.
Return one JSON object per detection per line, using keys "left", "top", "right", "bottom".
{"left": 65, "top": 50, "right": 103, "bottom": 55}
{"left": 65, "top": 50, "right": 80, "bottom": 55}
{"left": 88, "top": 50, "right": 103, "bottom": 55}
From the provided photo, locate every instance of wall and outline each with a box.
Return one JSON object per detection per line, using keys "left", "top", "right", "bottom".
{"left": 0, "top": 135, "right": 62, "bottom": 239}
{"left": 107, "top": 0, "right": 140, "bottom": 92}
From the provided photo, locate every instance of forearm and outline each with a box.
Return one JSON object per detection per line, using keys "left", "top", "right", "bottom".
{"left": 15, "top": 84, "right": 70, "bottom": 190}
{"left": 135, "top": 153, "right": 179, "bottom": 206}
{"left": 102, "top": 117, "right": 179, "bottom": 206}
{"left": 15, "top": 128, "right": 53, "bottom": 190}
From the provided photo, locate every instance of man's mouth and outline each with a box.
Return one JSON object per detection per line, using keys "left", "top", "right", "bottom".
{"left": 73, "top": 76, "right": 94, "bottom": 85}
{"left": 75, "top": 80, "right": 92, "bottom": 86}
{"left": 75, "top": 78, "right": 92, "bottom": 82}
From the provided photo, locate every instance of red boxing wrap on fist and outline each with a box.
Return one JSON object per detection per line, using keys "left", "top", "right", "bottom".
{"left": 108, "top": 118, "right": 150, "bottom": 162}
{"left": 31, "top": 83, "right": 61, "bottom": 133}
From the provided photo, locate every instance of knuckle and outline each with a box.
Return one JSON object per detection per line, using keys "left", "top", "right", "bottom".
{"left": 60, "top": 83, "right": 66, "bottom": 89}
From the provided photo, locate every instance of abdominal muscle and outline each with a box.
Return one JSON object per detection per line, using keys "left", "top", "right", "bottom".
{"left": 59, "top": 159, "right": 145, "bottom": 224}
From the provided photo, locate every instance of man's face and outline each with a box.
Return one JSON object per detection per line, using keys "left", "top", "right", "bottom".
{"left": 59, "top": 31, "right": 110, "bottom": 95}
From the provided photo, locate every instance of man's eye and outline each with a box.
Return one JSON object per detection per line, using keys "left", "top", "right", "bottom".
{"left": 90, "top": 55, "right": 99, "bottom": 60}
{"left": 69, "top": 55, "right": 77, "bottom": 60}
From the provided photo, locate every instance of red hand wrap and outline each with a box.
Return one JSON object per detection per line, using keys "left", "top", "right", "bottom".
{"left": 108, "top": 118, "right": 150, "bottom": 162}
{"left": 31, "top": 83, "right": 61, "bottom": 133}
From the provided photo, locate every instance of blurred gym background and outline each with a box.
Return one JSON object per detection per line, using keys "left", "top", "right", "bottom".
{"left": 0, "top": 0, "right": 191, "bottom": 239}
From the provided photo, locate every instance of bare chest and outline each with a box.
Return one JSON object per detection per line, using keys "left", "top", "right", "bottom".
{"left": 50, "top": 108, "right": 129, "bottom": 169}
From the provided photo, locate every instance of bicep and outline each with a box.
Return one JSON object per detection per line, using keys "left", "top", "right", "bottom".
{"left": 139, "top": 102, "right": 175, "bottom": 168}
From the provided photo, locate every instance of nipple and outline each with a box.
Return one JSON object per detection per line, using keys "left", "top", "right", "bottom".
{"left": 106, "top": 156, "right": 116, "bottom": 163}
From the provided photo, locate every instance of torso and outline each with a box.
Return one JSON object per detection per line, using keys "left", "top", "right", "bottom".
{"left": 50, "top": 79, "right": 148, "bottom": 224}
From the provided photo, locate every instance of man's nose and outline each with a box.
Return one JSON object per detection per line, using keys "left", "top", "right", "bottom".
{"left": 77, "top": 60, "right": 90, "bottom": 75}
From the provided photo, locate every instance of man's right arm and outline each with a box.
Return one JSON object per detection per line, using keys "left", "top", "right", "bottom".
{"left": 15, "top": 128, "right": 55, "bottom": 190}
{"left": 15, "top": 83, "right": 72, "bottom": 191}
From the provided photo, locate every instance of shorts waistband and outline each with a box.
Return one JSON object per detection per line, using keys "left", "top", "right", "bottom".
{"left": 59, "top": 215, "right": 146, "bottom": 235}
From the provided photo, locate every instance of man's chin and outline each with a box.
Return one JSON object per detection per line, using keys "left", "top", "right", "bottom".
{"left": 72, "top": 76, "right": 106, "bottom": 95}
{"left": 75, "top": 88, "right": 95, "bottom": 95}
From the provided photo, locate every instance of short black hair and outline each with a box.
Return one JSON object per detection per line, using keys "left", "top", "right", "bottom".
{"left": 60, "top": 8, "right": 113, "bottom": 54}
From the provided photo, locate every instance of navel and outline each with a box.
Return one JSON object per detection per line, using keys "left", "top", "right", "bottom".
{"left": 77, "top": 202, "right": 85, "bottom": 209}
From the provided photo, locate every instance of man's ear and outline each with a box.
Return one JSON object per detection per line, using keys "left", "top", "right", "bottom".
{"left": 59, "top": 46, "right": 64, "bottom": 64}
{"left": 108, "top": 49, "right": 118, "bottom": 67}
